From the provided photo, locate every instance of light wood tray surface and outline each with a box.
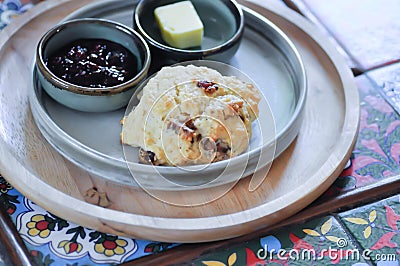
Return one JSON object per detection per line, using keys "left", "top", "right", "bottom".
{"left": 0, "top": 0, "right": 359, "bottom": 242}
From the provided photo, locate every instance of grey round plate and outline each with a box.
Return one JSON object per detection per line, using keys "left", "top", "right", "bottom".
{"left": 30, "top": 0, "right": 306, "bottom": 188}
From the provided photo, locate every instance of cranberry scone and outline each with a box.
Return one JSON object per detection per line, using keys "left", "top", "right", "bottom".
{"left": 121, "top": 64, "right": 261, "bottom": 166}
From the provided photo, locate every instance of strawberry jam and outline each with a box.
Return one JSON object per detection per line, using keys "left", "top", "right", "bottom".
{"left": 46, "top": 39, "right": 138, "bottom": 88}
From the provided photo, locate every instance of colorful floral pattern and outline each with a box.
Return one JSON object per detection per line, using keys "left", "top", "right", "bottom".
{"left": 92, "top": 234, "right": 128, "bottom": 257}
{"left": 192, "top": 196, "right": 400, "bottom": 265}
{"left": 0, "top": 178, "right": 19, "bottom": 215}
{"left": 321, "top": 75, "right": 400, "bottom": 200}
{"left": 340, "top": 196, "right": 400, "bottom": 264}
{"left": 27, "top": 215, "right": 54, "bottom": 238}
{"left": 17, "top": 197, "right": 138, "bottom": 263}
{"left": 302, "top": 218, "right": 341, "bottom": 244}
{"left": 202, "top": 253, "right": 237, "bottom": 266}
{"left": 30, "top": 250, "right": 54, "bottom": 266}
{"left": 344, "top": 210, "right": 377, "bottom": 239}
{"left": 0, "top": 179, "right": 12, "bottom": 193}
{"left": 0, "top": 175, "right": 177, "bottom": 265}
{"left": 58, "top": 240, "right": 83, "bottom": 255}
{"left": 144, "top": 242, "right": 174, "bottom": 253}
{"left": 195, "top": 217, "right": 368, "bottom": 265}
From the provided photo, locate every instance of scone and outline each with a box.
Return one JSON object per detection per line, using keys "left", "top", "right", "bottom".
{"left": 121, "top": 65, "right": 261, "bottom": 166}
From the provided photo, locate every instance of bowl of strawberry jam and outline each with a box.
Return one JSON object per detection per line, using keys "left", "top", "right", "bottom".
{"left": 36, "top": 18, "right": 151, "bottom": 112}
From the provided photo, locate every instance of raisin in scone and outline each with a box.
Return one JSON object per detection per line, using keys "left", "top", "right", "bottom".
{"left": 121, "top": 65, "right": 261, "bottom": 166}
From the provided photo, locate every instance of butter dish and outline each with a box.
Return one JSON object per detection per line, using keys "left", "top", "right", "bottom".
{"left": 134, "top": 0, "right": 244, "bottom": 69}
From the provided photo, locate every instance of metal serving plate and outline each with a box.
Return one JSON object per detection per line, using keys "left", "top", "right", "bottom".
{"left": 29, "top": 0, "right": 306, "bottom": 188}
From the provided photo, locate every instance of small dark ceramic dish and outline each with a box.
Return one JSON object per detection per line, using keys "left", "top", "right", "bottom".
{"left": 36, "top": 18, "right": 151, "bottom": 112}
{"left": 134, "top": 0, "right": 244, "bottom": 69}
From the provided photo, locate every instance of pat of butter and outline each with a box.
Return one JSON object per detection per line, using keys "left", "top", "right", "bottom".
{"left": 154, "top": 1, "right": 204, "bottom": 49}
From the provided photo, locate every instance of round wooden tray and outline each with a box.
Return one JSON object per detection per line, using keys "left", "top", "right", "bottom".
{"left": 0, "top": 0, "right": 359, "bottom": 242}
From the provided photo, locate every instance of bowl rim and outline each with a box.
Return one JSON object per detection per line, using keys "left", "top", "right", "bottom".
{"left": 134, "top": 0, "right": 245, "bottom": 56}
{"left": 36, "top": 18, "right": 151, "bottom": 96}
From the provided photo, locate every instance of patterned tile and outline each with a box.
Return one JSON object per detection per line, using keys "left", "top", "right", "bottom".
{"left": 319, "top": 74, "right": 400, "bottom": 201}
{"left": 367, "top": 63, "right": 400, "bottom": 117}
{"left": 192, "top": 217, "right": 366, "bottom": 265}
{"left": 0, "top": 176, "right": 177, "bottom": 265}
{"left": 339, "top": 195, "right": 400, "bottom": 265}
{"left": 291, "top": 0, "right": 400, "bottom": 71}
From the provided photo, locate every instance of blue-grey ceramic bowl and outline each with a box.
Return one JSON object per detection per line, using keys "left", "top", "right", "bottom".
{"left": 36, "top": 18, "right": 151, "bottom": 112}
{"left": 134, "top": 0, "right": 244, "bottom": 71}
